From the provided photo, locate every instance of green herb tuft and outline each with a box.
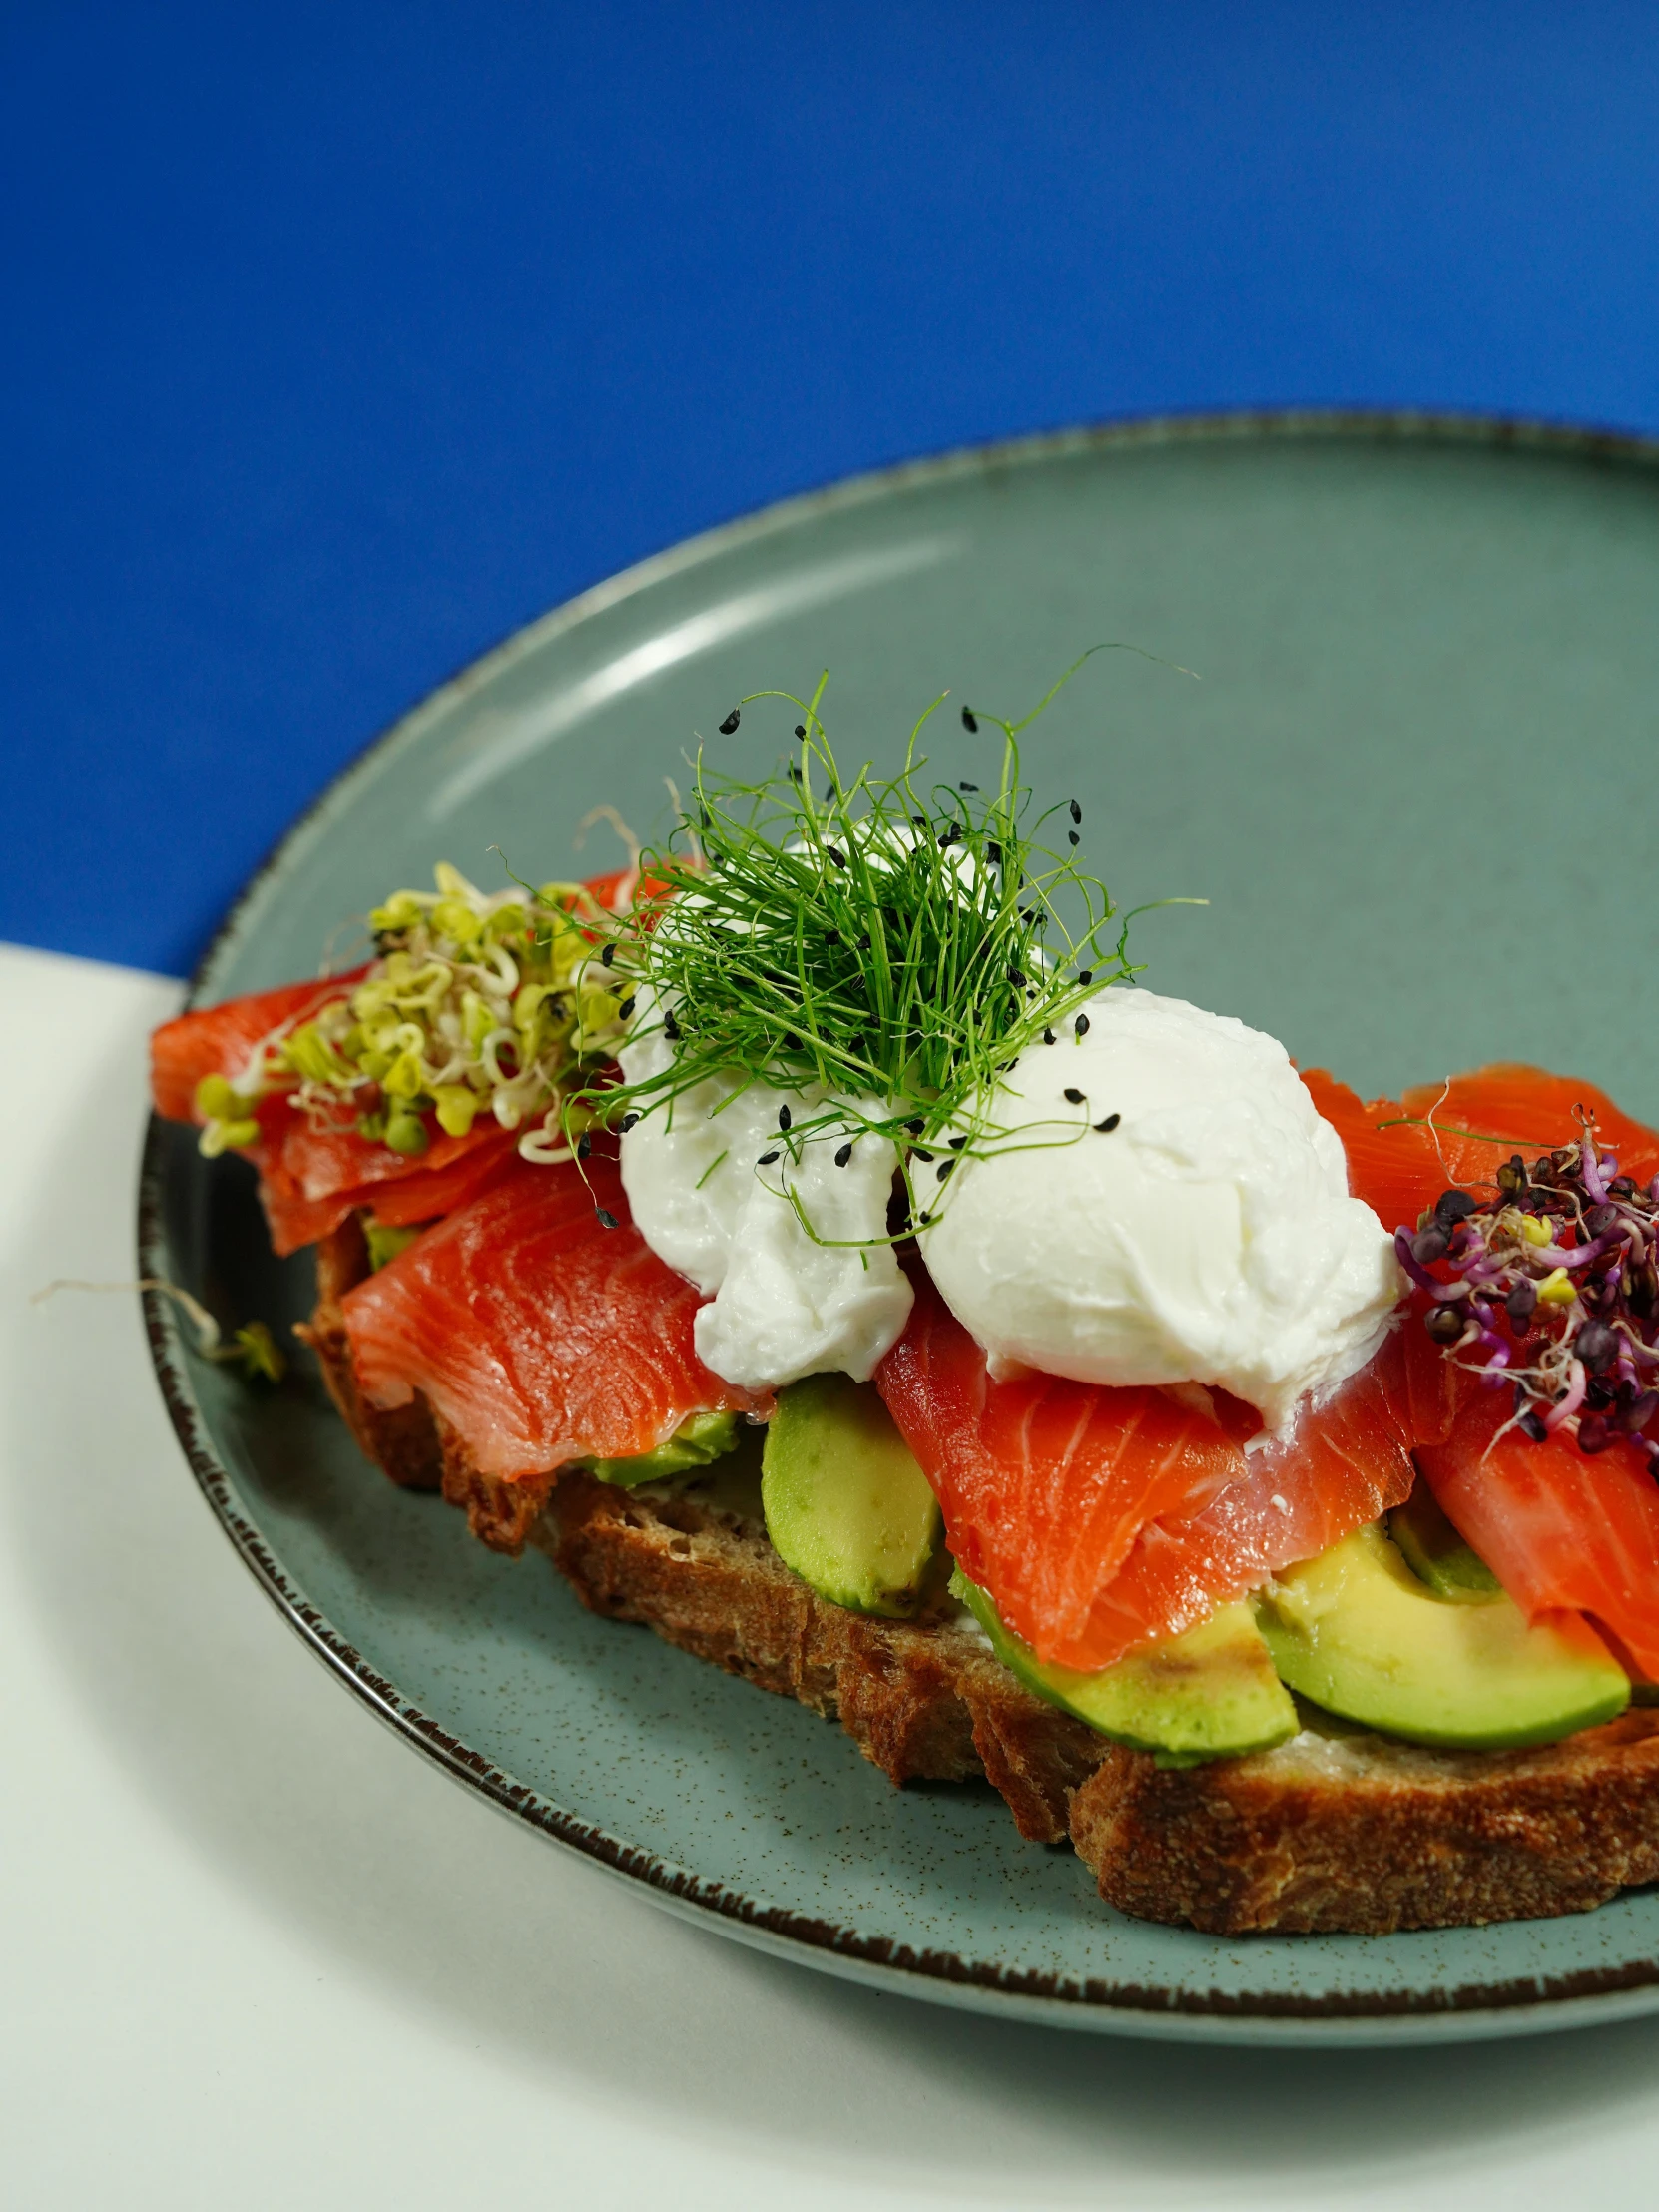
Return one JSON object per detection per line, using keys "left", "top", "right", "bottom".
{"left": 574, "top": 651, "right": 1197, "bottom": 1218}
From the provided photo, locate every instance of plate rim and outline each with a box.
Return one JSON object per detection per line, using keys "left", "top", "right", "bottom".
{"left": 139, "top": 404, "right": 1659, "bottom": 2040}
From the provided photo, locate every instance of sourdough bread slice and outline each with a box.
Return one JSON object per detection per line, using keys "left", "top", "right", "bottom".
{"left": 300, "top": 1219, "right": 1659, "bottom": 1935}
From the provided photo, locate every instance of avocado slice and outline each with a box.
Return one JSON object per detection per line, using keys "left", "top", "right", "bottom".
{"left": 761, "top": 1374, "right": 943, "bottom": 1616}
{"left": 1254, "top": 1521, "right": 1630, "bottom": 1750}
{"left": 1388, "top": 1479, "right": 1503, "bottom": 1602}
{"left": 952, "top": 1569, "right": 1299, "bottom": 1767}
{"left": 585, "top": 1409, "right": 742, "bottom": 1486}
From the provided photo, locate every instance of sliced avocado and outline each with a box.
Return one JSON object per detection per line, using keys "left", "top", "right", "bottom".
{"left": 952, "top": 1569, "right": 1299, "bottom": 1767}
{"left": 1254, "top": 1521, "right": 1630, "bottom": 1750}
{"left": 364, "top": 1217, "right": 424, "bottom": 1271}
{"left": 585, "top": 1409, "right": 742, "bottom": 1486}
{"left": 1388, "top": 1479, "right": 1503, "bottom": 1602}
{"left": 761, "top": 1373, "right": 942, "bottom": 1617}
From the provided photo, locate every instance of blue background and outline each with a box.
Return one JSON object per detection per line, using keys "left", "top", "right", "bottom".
{"left": 6, "top": 1, "right": 1658, "bottom": 977}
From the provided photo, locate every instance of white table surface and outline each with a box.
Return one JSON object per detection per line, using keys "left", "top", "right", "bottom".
{"left": 7, "top": 938, "right": 1659, "bottom": 2210}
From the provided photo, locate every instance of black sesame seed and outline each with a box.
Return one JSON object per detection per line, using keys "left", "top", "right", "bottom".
{"left": 834, "top": 1142, "right": 852, "bottom": 1167}
{"left": 595, "top": 1208, "right": 620, "bottom": 1230}
{"left": 778, "top": 1105, "right": 792, "bottom": 1131}
{"left": 961, "top": 707, "right": 978, "bottom": 733}
{"left": 758, "top": 1150, "right": 780, "bottom": 1167}
{"left": 1094, "top": 1113, "right": 1121, "bottom": 1134}
{"left": 1069, "top": 799, "right": 1082, "bottom": 825}
{"left": 1074, "top": 1013, "right": 1090, "bottom": 1038}
{"left": 718, "top": 709, "right": 740, "bottom": 735}
{"left": 618, "top": 995, "right": 637, "bottom": 1019}
{"left": 1064, "top": 1087, "right": 1085, "bottom": 1105}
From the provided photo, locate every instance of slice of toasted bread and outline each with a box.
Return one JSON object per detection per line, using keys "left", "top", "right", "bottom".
{"left": 301, "top": 1220, "right": 1659, "bottom": 1935}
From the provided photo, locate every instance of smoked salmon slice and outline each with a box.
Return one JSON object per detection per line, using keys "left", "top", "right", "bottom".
{"left": 151, "top": 972, "right": 362, "bottom": 1124}
{"left": 876, "top": 1278, "right": 1425, "bottom": 1669}
{"left": 342, "top": 1152, "right": 766, "bottom": 1484}
{"left": 1416, "top": 1387, "right": 1659, "bottom": 1679}
{"left": 255, "top": 1112, "right": 519, "bottom": 1257}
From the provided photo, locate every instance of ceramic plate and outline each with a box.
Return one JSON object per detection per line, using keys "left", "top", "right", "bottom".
{"left": 141, "top": 412, "right": 1659, "bottom": 2043}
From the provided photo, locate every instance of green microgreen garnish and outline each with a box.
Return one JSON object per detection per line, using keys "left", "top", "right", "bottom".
{"left": 571, "top": 651, "right": 1194, "bottom": 1223}
{"left": 194, "top": 863, "right": 633, "bottom": 1165}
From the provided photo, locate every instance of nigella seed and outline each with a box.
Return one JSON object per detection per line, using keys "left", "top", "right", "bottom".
{"left": 719, "top": 709, "right": 741, "bottom": 735}
{"left": 662, "top": 1009, "right": 680, "bottom": 1041}
{"left": 595, "top": 1208, "right": 620, "bottom": 1230}
{"left": 778, "top": 1105, "right": 792, "bottom": 1131}
{"left": 912, "top": 1147, "right": 934, "bottom": 1163}
{"left": 985, "top": 840, "right": 1003, "bottom": 865}
{"left": 1078, "top": 969, "right": 1093, "bottom": 985}
{"left": 619, "top": 1112, "right": 640, "bottom": 1133}
{"left": 794, "top": 724, "right": 806, "bottom": 738}
{"left": 600, "top": 943, "right": 616, "bottom": 967}
{"left": 1074, "top": 1013, "right": 1090, "bottom": 1038}
{"left": 1425, "top": 1304, "right": 1464, "bottom": 1344}
{"left": 1069, "top": 799, "right": 1082, "bottom": 825}
{"left": 907, "top": 1118, "right": 925, "bottom": 1135}
{"left": 1064, "top": 1087, "right": 1085, "bottom": 1105}
{"left": 758, "top": 1150, "right": 780, "bottom": 1166}
{"left": 834, "top": 1142, "right": 852, "bottom": 1167}
{"left": 948, "top": 1135, "right": 967, "bottom": 1149}
{"left": 1094, "top": 1112, "right": 1121, "bottom": 1134}
{"left": 961, "top": 707, "right": 978, "bottom": 733}
{"left": 619, "top": 996, "right": 638, "bottom": 1019}
{"left": 576, "top": 1132, "right": 592, "bottom": 1161}
{"left": 918, "top": 1210, "right": 933, "bottom": 1227}
{"left": 959, "top": 778, "right": 979, "bottom": 792}
{"left": 1009, "top": 968, "right": 1027, "bottom": 988}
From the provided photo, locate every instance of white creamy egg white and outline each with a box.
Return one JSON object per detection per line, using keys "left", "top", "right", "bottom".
{"left": 616, "top": 1001, "right": 912, "bottom": 1392}
{"left": 916, "top": 989, "right": 1402, "bottom": 1430}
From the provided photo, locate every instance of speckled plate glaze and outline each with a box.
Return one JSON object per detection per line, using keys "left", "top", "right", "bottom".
{"left": 141, "top": 412, "right": 1659, "bottom": 2043}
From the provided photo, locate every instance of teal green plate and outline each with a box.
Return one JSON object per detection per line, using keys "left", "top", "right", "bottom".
{"left": 140, "top": 412, "right": 1659, "bottom": 2043}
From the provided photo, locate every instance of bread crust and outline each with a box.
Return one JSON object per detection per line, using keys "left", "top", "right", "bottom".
{"left": 299, "top": 1226, "right": 1659, "bottom": 1935}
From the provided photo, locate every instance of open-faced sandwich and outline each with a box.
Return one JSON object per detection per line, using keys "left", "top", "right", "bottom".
{"left": 149, "top": 676, "right": 1659, "bottom": 1936}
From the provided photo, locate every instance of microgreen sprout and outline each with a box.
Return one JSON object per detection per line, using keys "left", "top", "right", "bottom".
{"left": 570, "top": 652, "right": 1195, "bottom": 1233}
{"left": 1399, "top": 1117, "right": 1659, "bottom": 1466}
{"left": 33, "top": 1278, "right": 287, "bottom": 1383}
{"left": 194, "top": 862, "right": 634, "bottom": 1165}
